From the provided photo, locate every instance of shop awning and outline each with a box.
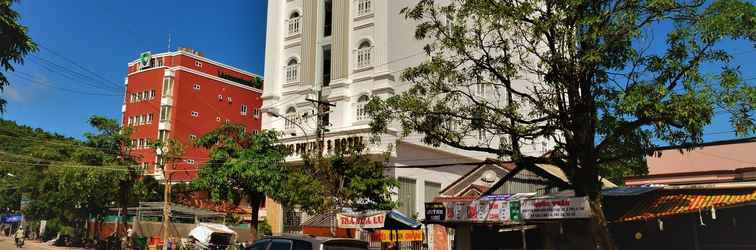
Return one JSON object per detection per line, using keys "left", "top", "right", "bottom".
{"left": 616, "top": 189, "right": 756, "bottom": 222}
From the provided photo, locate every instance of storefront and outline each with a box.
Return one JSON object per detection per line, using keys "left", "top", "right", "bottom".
{"left": 426, "top": 194, "right": 594, "bottom": 250}
{"left": 301, "top": 210, "right": 424, "bottom": 250}
{"left": 605, "top": 187, "right": 756, "bottom": 250}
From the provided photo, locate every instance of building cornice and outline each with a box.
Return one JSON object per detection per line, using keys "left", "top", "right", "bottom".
{"left": 171, "top": 66, "right": 263, "bottom": 94}
{"left": 127, "top": 51, "right": 262, "bottom": 79}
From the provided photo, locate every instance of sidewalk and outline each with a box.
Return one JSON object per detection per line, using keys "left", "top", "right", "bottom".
{"left": 0, "top": 235, "right": 84, "bottom": 250}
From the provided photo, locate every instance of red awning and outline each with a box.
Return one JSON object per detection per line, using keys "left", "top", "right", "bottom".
{"left": 616, "top": 189, "right": 756, "bottom": 222}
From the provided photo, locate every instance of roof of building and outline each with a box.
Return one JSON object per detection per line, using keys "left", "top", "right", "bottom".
{"left": 653, "top": 137, "right": 756, "bottom": 151}
{"left": 615, "top": 188, "right": 756, "bottom": 222}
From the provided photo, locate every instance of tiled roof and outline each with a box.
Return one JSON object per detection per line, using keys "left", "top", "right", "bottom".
{"left": 616, "top": 189, "right": 756, "bottom": 222}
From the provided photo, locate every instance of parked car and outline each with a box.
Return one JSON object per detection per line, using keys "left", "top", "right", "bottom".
{"left": 246, "top": 234, "right": 368, "bottom": 250}
{"left": 188, "top": 223, "right": 238, "bottom": 250}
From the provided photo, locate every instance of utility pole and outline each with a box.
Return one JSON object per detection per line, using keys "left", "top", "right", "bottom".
{"left": 306, "top": 88, "right": 336, "bottom": 236}
{"left": 156, "top": 139, "right": 183, "bottom": 250}
{"left": 305, "top": 89, "right": 335, "bottom": 160}
{"left": 162, "top": 167, "right": 171, "bottom": 250}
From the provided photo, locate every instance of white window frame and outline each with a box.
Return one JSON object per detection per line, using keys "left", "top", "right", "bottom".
{"left": 355, "top": 95, "right": 369, "bottom": 121}
{"left": 285, "top": 107, "right": 298, "bottom": 130}
{"left": 189, "top": 134, "right": 197, "bottom": 141}
{"left": 356, "top": 0, "right": 372, "bottom": 16}
{"left": 160, "top": 106, "right": 172, "bottom": 121}
{"left": 218, "top": 94, "right": 223, "bottom": 101}
{"left": 191, "top": 111, "right": 199, "bottom": 117}
{"left": 216, "top": 117, "right": 221, "bottom": 122}
{"left": 150, "top": 90, "right": 156, "bottom": 100}
{"left": 193, "top": 83, "right": 201, "bottom": 90}
{"left": 227, "top": 96, "right": 232, "bottom": 103}
{"left": 241, "top": 104, "right": 248, "bottom": 116}
{"left": 254, "top": 108, "right": 261, "bottom": 119}
{"left": 162, "top": 77, "right": 174, "bottom": 97}
{"left": 195, "top": 61, "right": 202, "bottom": 68}
{"left": 285, "top": 61, "right": 299, "bottom": 83}
{"left": 355, "top": 46, "right": 373, "bottom": 69}
{"left": 287, "top": 16, "right": 301, "bottom": 36}
{"left": 146, "top": 113, "right": 153, "bottom": 124}
{"left": 186, "top": 159, "right": 195, "bottom": 165}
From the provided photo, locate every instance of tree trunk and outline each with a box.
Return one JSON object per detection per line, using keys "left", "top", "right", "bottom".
{"left": 248, "top": 194, "right": 263, "bottom": 241}
{"left": 589, "top": 199, "right": 616, "bottom": 250}
{"left": 119, "top": 181, "right": 130, "bottom": 237}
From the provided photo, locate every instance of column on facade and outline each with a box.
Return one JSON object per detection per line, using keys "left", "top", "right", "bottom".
{"left": 301, "top": 0, "right": 319, "bottom": 87}
{"left": 331, "top": 0, "right": 350, "bottom": 82}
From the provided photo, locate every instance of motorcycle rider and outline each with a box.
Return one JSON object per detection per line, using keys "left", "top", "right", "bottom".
{"left": 13, "top": 225, "right": 24, "bottom": 248}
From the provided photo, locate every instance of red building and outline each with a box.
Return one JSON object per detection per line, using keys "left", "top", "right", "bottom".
{"left": 122, "top": 48, "right": 263, "bottom": 182}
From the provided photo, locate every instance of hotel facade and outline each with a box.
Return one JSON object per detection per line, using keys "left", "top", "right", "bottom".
{"left": 260, "top": 1, "right": 551, "bottom": 244}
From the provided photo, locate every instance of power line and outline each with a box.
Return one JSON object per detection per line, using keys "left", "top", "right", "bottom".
{"left": 27, "top": 55, "right": 122, "bottom": 93}
{"left": 39, "top": 45, "right": 124, "bottom": 90}
{"left": 8, "top": 73, "right": 122, "bottom": 97}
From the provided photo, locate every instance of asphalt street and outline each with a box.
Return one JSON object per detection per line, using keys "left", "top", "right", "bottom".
{"left": 0, "top": 237, "right": 75, "bottom": 250}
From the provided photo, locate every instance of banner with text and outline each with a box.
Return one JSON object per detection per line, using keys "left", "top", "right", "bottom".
{"left": 370, "top": 230, "right": 424, "bottom": 242}
{"left": 521, "top": 197, "right": 592, "bottom": 219}
{"left": 337, "top": 212, "right": 386, "bottom": 229}
{"left": 441, "top": 200, "right": 521, "bottom": 223}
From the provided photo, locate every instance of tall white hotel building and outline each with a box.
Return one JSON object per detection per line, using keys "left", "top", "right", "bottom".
{"left": 261, "top": 0, "right": 547, "bottom": 243}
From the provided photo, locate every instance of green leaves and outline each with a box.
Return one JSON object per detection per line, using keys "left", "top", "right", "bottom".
{"left": 370, "top": 0, "right": 756, "bottom": 199}
{"left": 194, "top": 124, "right": 288, "bottom": 205}
{"left": 0, "top": 0, "right": 37, "bottom": 113}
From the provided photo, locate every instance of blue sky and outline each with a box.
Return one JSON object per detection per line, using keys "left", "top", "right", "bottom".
{"left": 0, "top": 1, "right": 752, "bottom": 143}
{"left": 0, "top": 0, "right": 267, "bottom": 139}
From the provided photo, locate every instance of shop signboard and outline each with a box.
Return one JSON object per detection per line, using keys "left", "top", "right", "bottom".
{"left": 424, "top": 203, "right": 445, "bottom": 223}
{"left": 520, "top": 197, "right": 591, "bottom": 220}
{"left": 337, "top": 212, "right": 386, "bottom": 229}
{"left": 370, "top": 230, "right": 423, "bottom": 242}
{"left": 442, "top": 201, "right": 521, "bottom": 223}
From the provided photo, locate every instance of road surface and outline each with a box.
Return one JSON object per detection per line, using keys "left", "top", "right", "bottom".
{"left": 0, "top": 237, "right": 81, "bottom": 250}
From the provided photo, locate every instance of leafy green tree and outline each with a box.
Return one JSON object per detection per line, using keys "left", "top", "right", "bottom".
{"left": 0, "top": 0, "right": 37, "bottom": 113}
{"left": 295, "top": 149, "right": 397, "bottom": 214}
{"left": 193, "top": 124, "right": 289, "bottom": 240}
{"left": 367, "top": 0, "right": 755, "bottom": 249}
{"left": 82, "top": 116, "right": 138, "bottom": 236}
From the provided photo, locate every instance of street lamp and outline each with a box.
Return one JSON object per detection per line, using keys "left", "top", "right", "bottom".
{"left": 266, "top": 111, "right": 309, "bottom": 139}
{"left": 6, "top": 173, "right": 16, "bottom": 178}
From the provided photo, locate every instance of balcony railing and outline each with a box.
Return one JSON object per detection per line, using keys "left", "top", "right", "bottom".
{"left": 355, "top": 47, "right": 373, "bottom": 69}
{"left": 356, "top": 0, "right": 372, "bottom": 16}
{"left": 287, "top": 17, "right": 301, "bottom": 36}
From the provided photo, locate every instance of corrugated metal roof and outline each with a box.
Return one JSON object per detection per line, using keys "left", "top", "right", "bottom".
{"left": 616, "top": 189, "right": 756, "bottom": 222}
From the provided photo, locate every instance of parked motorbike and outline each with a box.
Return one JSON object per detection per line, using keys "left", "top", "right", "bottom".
{"left": 15, "top": 237, "right": 24, "bottom": 248}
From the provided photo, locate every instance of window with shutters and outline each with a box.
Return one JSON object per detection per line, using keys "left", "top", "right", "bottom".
{"left": 355, "top": 95, "right": 369, "bottom": 121}
{"left": 356, "top": 0, "right": 372, "bottom": 16}
{"left": 425, "top": 181, "right": 442, "bottom": 203}
{"left": 285, "top": 107, "right": 297, "bottom": 130}
{"left": 287, "top": 12, "right": 301, "bottom": 36}
{"left": 285, "top": 58, "right": 299, "bottom": 83}
{"left": 398, "top": 177, "right": 416, "bottom": 216}
{"left": 241, "top": 104, "right": 248, "bottom": 116}
{"left": 160, "top": 106, "right": 171, "bottom": 121}
{"left": 162, "top": 77, "right": 173, "bottom": 97}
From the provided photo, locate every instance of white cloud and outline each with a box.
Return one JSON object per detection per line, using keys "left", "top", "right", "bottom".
{"left": 3, "top": 85, "right": 25, "bottom": 103}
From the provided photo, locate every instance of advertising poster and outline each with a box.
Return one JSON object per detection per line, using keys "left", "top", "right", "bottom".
{"left": 520, "top": 197, "right": 591, "bottom": 219}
